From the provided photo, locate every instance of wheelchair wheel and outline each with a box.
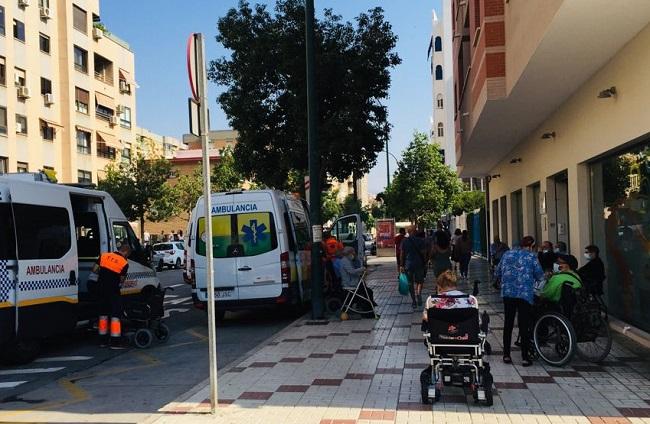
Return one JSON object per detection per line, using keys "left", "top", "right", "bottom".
{"left": 325, "top": 296, "right": 343, "bottom": 314}
{"left": 533, "top": 311, "right": 576, "bottom": 367}
{"left": 133, "top": 328, "right": 153, "bottom": 349}
{"left": 575, "top": 315, "right": 612, "bottom": 363}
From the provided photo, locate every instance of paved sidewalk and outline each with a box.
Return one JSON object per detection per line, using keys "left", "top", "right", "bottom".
{"left": 150, "top": 257, "right": 650, "bottom": 424}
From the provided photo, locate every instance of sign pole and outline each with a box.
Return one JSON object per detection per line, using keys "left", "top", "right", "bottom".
{"left": 305, "top": 0, "right": 323, "bottom": 319}
{"left": 194, "top": 33, "right": 219, "bottom": 414}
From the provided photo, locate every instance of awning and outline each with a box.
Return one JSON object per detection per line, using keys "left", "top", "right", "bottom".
{"left": 96, "top": 131, "right": 121, "bottom": 149}
{"left": 119, "top": 68, "right": 136, "bottom": 84}
{"left": 95, "top": 92, "right": 115, "bottom": 110}
{"left": 75, "top": 124, "right": 93, "bottom": 133}
{"left": 40, "top": 118, "right": 63, "bottom": 128}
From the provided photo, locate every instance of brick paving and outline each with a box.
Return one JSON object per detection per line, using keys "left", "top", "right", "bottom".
{"left": 151, "top": 257, "right": 650, "bottom": 424}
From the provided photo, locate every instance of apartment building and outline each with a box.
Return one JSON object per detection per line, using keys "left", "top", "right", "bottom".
{"left": 452, "top": 0, "right": 650, "bottom": 332}
{"left": 134, "top": 126, "right": 185, "bottom": 161}
{"left": 0, "top": 0, "right": 135, "bottom": 183}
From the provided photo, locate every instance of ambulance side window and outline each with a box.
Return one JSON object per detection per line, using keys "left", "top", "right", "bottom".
{"left": 13, "top": 204, "right": 71, "bottom": 260}
{"left": 113, "top": 222, "right": 146, "bottom": 265}
{"left": 0, "top": 204, "right": 16, "bottom": 260}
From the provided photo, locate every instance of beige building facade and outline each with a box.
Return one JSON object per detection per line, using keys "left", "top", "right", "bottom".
{"left": 0, "top": 0, "right": 135, "bottom": 183}
{"left": 134, "top": 126, "right": 184, "bottom": 161}
{"left": 453, "top": 0, "right": 650, "bottom": 331}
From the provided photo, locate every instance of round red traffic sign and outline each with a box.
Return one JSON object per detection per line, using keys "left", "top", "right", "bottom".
{"left": 187, "top": 33, "right": 199, "bottom": 102}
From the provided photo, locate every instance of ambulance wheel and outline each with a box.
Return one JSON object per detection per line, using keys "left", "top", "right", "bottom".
{"left": 134, "top": 328, "right": 153, "bottom": 349}
{"left": 155, "top": 323, "right": 170, "bottom": 342}
{"left": 175, "top": 258, "right": 181, "bottom": 269}
{"left": 4, "top": 339, "right": 41, "bottom": 365}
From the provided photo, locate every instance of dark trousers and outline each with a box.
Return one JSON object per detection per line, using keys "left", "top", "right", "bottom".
{"left": 503, "top": 297, "right": 532, "bottom": 359}
{"left": 459, "top": 253, "right": 471, "bottom": 276}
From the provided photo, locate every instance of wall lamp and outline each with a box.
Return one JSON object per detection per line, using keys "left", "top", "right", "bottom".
{"left": 541, "top": 131, "right": 556, "bottom": 140}
{"left": 597, "top": 86, "right": 617, "bottom": 99}
{"left": 486, "top": 174, "right": 501, "bottom": 183}
{"left": 510, "top": 158, "right": 522, "bottom": 164}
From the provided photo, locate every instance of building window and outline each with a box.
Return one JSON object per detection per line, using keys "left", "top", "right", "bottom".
{"left": 17, "top": 162, "right": 28, "bottom": 173}
{"left": 119, "top": 106, "right": 131, "bottom": 128}
{"left": 0, "top": 107, "right": 6, "bottom": 136}
{"left": 78, "top": 170, "right": 92, "bottom": 184}
{"left": 435, "top": 65, "right": 443, "bottom": 81}
{"left": 95, "top": 104, "right": 114, "bottom": 121}
{"left": 40, "top": 77, "right": 52, "bottom": 95}
{"left": 73, "top": 5, "right": 87, "bottom": 34}
{"left": 39, "top": 33, "right": 50, "bottom": 53}
{"left": 0, "top": 157, "right": 7, "bottom": 173}
{"left": 41, "top": 122, "right": 55, "bottom": 141}
{"left": 16, "top": 114, "right": 27, "bottom": 135}
{"left": 434, "top": 36, "right": 442, "bottom": 52}
{"left": 436, "top": 94, "right": 443, "bottom": 109}
{"left": 0, "top": 6, "right": 5, "bottom": 36}
{"left": 74, "top": 45, "right": 88, "bottom": 73}
{"left": 75, "top": 87, "right": 89, "bottom": 114}
{"left": 122, "top": 146, "right": 131, "bottom": 162}
{"left": 119, "top": 78, "right": 130, "bottom": 94}
{"left": 76, "top": 130, "right": 91, "bottom": 154}
{"left": 13, "top": 20, "right": 25, "bottom": 42}
{"left": 437, "top": 122, "right": 444, "bottom": 137}
{"left": 97, "top": 141, "right": 116, "bottom": 160}
{"left": 14, "top": 67, "right": 26, "bottom": 87}
{"left": 94, "top": 54, "right": 114, "bottom": 86}
{"left": 0, "top": 57, "right": 5, "bottom": 86}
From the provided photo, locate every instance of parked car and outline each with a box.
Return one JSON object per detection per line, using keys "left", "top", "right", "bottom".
{"left": 364, "top": 233, "right": 377, "bottom": 256}
{"left": 153, "top": 242, "right": 185, "bottom": 270}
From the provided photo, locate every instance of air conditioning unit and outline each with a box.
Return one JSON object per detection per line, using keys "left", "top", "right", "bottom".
{"left": 109, "top": 116, "right": 118, "bottom": 126}
{"left": 43, "top": 93, "right": 54, "bottom": 105}
{"left": 17, "top": 86, "right": 31, "bottom": 99}
{"left": 18, "top": 0, "right": 30, "bottom": 7}
{"left": 116, "top": 105, "right": 125, "bottom": 114}
{"left": 93, "top": 27, "right": 104, "bottom": 40}
{"left": 40, "top": 7, "right": 51, "bottom": 19}
{"left": 16, "top": 122, "right": 23, "bottom": 133}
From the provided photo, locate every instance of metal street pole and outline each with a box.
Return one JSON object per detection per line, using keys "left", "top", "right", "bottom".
{"left": 386, "top": 139, "right": 390, "bottom": 188}
{"left": 196, "top": 33, "right": 219, "bottom": 414}
{"left": 305, "top": 0, "right": 323, "bottom": 319}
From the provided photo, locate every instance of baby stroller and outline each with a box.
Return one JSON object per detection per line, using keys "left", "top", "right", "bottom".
{"left": 123, "top": 286, "right": 172, "bottom": 348}
{"left": 421, "top": 303, "right": 494, "bottom": 406}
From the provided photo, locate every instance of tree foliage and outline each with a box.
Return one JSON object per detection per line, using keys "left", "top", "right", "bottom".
{"left": 384, "top": 132, "right": 462, "bottom": 227}
{"left": 321, "top": 190, "right": 342, "bottom": 224}
{"left": 341, "top": 195, "right": 374, "bottom": 230}
{"left": 451, "top": 190, "right": 486, "bottom": 216}
{"left": 172, "top": 167, "right": 204, "bottom": 219}
{"left": 209, "top": 0, "right": 401, "bottom": 189}
{"left": 211, "top": 147, "right": 245, "bottom": 192}
{"left": 98, "top": 155, "right": 173, "bottom": 239}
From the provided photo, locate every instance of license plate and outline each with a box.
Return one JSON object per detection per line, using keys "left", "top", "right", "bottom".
{"left": 215, "top": 289, "right": 234, "bottom": 299}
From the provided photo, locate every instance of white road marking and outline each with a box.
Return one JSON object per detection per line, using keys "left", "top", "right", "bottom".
{"left": 0, "top": 367, "right": 64, "bottom": 376}
{"left": 164, "top": 296, "right": 192, "bottom": 306}
{"left": 164, "top": 294, "right": 179, "bottom": 299}
{"left": 163, "top": 308, "right": 189, "bottom": 319}
{"left": 0, "top": 381, "right": 27, "bottom": 388}
{"left": 35, "top": 356, "right": 92, "bottom": 362}
{"left": 168, "top": 284, "right": 184, "bottom": 288}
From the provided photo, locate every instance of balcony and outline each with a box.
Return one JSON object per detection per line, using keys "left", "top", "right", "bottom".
{"left": 94, "top": 53, "right": 114, "bottom": 86}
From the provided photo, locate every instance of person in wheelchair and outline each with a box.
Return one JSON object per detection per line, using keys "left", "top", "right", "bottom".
{"left": 538, "top": 254, "right": 582, "bottom": 305}
{"left": 340, "top": 246, "right": 377, "bottom": 312}
{"left": 420, "top": 271, "right": 493, "bottom": 405}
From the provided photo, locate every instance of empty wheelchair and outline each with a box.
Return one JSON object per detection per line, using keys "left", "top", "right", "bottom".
{"left": 421, "top": 304, "right": 494, "bottom": 406}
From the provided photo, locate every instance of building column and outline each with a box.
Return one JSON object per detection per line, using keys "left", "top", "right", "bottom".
{"left": 569, "top": 163, "right": 591, "bottom": 261}
{"left": 540, "top": 178, "right": 551, "bottom": 243}
{"left": 522, "top": 186, "right": 531, "bottom": 237}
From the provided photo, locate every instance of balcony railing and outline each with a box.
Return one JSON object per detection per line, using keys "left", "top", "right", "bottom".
{"left": 95, "top": 70, "right": 114, "bottom": 86}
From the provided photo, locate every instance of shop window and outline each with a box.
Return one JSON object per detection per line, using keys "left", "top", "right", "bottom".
{"left": 17, "top": 162, "right": 28, "bottom": 173}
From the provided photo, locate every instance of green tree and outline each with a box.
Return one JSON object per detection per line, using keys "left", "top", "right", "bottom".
{"left": 384, "top": 132, "right": 462, "bottom": 227}
{"left": 209, "top": 0, "right": 401, "bottom": 189}
{"left": 451, "top": 191, "right": 486, "bottom": 216}
{"left": 211, "top": 147, "right": 244, "bottom": 192}
{"left": 341, "top": 194, "right": 374, "bottom": 230}
{"left": 98, "top": 155, "right": 173, "bottom": 240}
{"left": 321, "top": 190, "right": 342, "bottom": 224}
{"left": 172, "top": 167, "right": 204, "bottom": 219}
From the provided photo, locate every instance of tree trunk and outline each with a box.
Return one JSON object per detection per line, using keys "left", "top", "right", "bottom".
{"left": 352, "top": 171, "right": 358, "bottom": 202}
{"left": 140, "top": 216, "right": 145, "bottom": 242}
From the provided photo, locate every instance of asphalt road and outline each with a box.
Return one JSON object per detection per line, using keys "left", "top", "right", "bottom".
{"left": 0, "top": 269, "right": 297, "bottom": 422}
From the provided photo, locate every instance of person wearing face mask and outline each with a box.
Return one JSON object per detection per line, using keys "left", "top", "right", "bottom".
{"left": 578, "top": 245, "right": 605, "bottom": 296}
{"left": 555, "top": 241, "right": 568, "bottom": 254}
{"left": 538, "top": 241, "right": 557, "bottom": 273}
{"left": 496, "top": 236, "right": 544, "bottom": 367}
{"left": 340, "top": 246, "right": 377, "bottom": 311}
{"left": 540, "top": 254, "right": 582, "bottom": 303}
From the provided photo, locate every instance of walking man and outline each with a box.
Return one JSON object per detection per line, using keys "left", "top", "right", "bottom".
{"left": 95, "top": 244, "right": 131, "bottom": 349}
{"left": 400, "top": 226, "right": 426, "bottom": 309}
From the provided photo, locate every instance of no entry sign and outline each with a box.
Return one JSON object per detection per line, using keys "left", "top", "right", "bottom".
{"left": 187, "top": 33, "right": 200, "bottom": 102}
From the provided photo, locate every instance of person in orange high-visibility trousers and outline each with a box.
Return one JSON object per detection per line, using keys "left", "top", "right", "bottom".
{"left": 94, "top": 244, "right": 131, "bottom": 350}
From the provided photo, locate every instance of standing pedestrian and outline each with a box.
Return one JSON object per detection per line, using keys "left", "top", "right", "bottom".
{"left": 395, "top": 228, "right": 406, "bottom": 273}
{"left": 578, "top": 245, "right": 606, "bottom": 295}
{"left": 94, "top": 244, "right": 131, "bottom": 349}
{"left": 457, "top": 230, "right": 473, "bottom": 280}
{"left": 495, "top": 236, "right": 544, "bottom": 367}
{"left": 538, "top": 241, "right": 557, "bottom": 273}
{"left": 400, "top": 226, "right": 426, "bottom": 309}
{"left": 451, "top": 228, "right": 462, "bottom": 272}
{"left": 431, "top": 228, "right": 452, "bottom": 278}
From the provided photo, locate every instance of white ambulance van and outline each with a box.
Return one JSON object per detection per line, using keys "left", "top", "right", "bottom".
{"left": 0, "top": 172, "right": 160, "bottom": 363}
{"left": 186, "top": 190, "right": 313, "bottom": 318}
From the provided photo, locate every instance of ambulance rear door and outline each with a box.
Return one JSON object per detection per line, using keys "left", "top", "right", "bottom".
{"left": 10, "top": 181, "right": 79, "bottom": 339}
{"left": 0, "top": 182, "right": 17, "bottom": 346}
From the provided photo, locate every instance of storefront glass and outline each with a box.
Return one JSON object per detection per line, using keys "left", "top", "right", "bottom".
{"left": 591, "top": 141, "right": 650, "bottom": 331}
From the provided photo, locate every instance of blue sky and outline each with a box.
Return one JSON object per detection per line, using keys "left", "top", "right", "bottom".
{"left": 101, "top": 1, "right": 441, "bottom": 194}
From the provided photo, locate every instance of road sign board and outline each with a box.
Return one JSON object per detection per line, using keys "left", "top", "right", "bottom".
{"left": 187, "top": 33, "right": 199, "bottom": 102}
